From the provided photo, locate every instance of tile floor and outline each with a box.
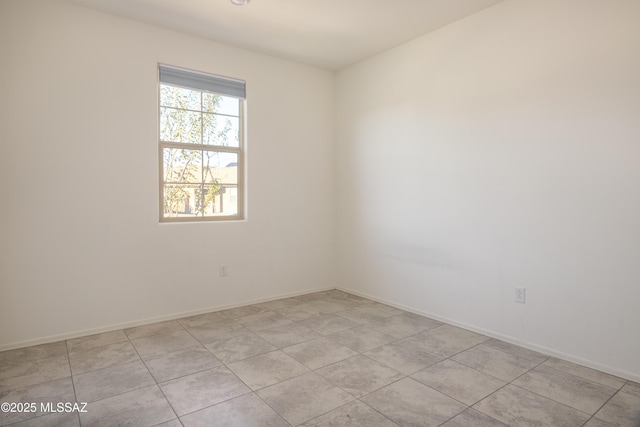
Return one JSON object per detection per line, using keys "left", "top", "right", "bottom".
{"left": 1, "top": 290, "right": 639, "bottom": 426}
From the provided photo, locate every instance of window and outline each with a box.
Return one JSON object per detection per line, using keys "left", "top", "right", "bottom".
{"left": 158, "top": 65, "right": 245, "bottom": 222}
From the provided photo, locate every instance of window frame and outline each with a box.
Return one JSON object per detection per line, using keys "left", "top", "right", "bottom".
{"left": 157, "top": 65, "right": 245, "bottom": 223}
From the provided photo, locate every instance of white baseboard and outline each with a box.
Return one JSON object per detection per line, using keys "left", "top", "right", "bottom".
{"left": 0, "top": 286, "right": 335, "bottom": 353}
{"left": 337, "top": 286, "right": 640, "bottom": 383}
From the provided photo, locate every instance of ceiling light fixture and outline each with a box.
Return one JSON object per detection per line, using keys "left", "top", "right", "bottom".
{"left": 230, "top": 0, "right": 251, "bottom": 5}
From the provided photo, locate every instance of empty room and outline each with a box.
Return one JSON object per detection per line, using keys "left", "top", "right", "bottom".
{"left": 1, "top": 0, "right": 639, "bottom": 426}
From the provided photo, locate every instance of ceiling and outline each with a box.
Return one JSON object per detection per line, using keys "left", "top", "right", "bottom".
{"left": 65, "top": 0, "right": 506, "bottom": 70}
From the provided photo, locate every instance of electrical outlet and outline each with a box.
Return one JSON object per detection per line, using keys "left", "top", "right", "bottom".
{"left": 219, "top": 264, "right": 228, "bottom": 277}
{"left": 515, "top": 287, "right": 526, "bottom": 304}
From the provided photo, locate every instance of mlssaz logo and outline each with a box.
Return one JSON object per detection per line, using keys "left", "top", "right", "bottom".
{"left": 41, "top": 402, "right": 88, "bottom": 413}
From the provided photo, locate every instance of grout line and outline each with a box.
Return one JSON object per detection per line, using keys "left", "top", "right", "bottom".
{"left": 126, "top": 333, "right": 181, "bottom": 424}
{"left": 65, "top": 340, "right": 82, "bottom": 427}
{"left": 356, "top": 398, "right": 403, "bottom": 427}
{"left": 436, "top": 407, "right": 471, "bottom": 427}
{"left": 464, "top": 354, "right": 552, "bottom": 420}
{"left": 581, "top": 386, "right": 627, "bottom": 426}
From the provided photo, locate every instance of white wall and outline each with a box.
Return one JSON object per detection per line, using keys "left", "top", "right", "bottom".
{"left": 0, "top": 0, "right": 335, "bottom": 348}
{"left": 336, "top": 0, "right": 640, "bottom": 380}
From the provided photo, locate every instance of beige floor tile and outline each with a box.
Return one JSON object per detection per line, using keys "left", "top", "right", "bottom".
{"left": 257, "top": 372, "right": 354, "bottom": 425}
{"left": 124, "top": 320, "right": 184, "bottom": 340}
{"left": 320, "top": 290, "right": 352, "bottom": 299}
{"left": 130, "top": 330, "right": 200, "bottom": 359}
{"left": 364, "top": 338, "right": 444, "bottom": 375}
{"left": 222, "top": 304, "right": 272, "bottom": 319}
{"left": 441, "top": 408, "right": 508, "bottom": 427}
{"left": 366, "top": 313, "right": 442, "bottom": 339}
{"left": 144, "top": 346, "right": 222, "bottom": 382}
{"left": 256, "top": 323, "right": 321, "bottom": 348}
{"left": 299, "top": 314, "right": 361, "bottom": 335}
{"left": 177, "top": 311, "right": 231, "bottom": 328}
{"left": 7, "top": 412, "right": 80, "bottom": 427}
{"left": 594, "top": 391, "right": 640, "bottom": 426}
{"left": 68, "top": 341, "right": 139, "bottom": 375}
{"left": 512, "top": 364, "right": 618, "bottom": 414}
{"left": 159, "top": 367, "right": 250, "bottom": 416}
{"left": 482, "top": 339, "right": 549, "bottom": 364}
{"left": 0, "top": 341, "right": 67, "bottom": 365}
{"left": 277, "top": 302, "right": 326, "bottom": 321}
{"left": 621, "top": 381, "right": 640, "bottom": 398}
{"left": 308, "top": 298, "right": 359, "bottom": 313}
{"left": 255, "top": 297, "right": 305, "bottom": 311}
{"left": 0, "top": 377, "right": 75, "bottom": 425}
{"left": 362, "top": 377, "right": 467, "bottom": 427}
{"left": 340, "top": 293, "right": 376, "bottom": 305}
{"left": 583, "top": 417, "right": 619, "bottom": 427}
{"left": 371, "top": 303, "right": 405, "bottom": 315}
{"left": 301, "top": 400, "right": 398, "bottom": 427}
{"left": 370, "top": 303, "right": 406, "bottom": 315}
{"left": 542, "top": 358, "right": 626, "bottom": 389}
{"left": 281, "top": 337, "right": 358, "bottom": 370}
{"left": 452, "top": 344, "right": 539, "bottom": 381}
{"left": 236, "top": 311, "right": 294, "bottom": 332}
{"left": 205, "top": 333, "right": 276, "bottom": 364}
{"left": 411, "top": 325, "right": 488, "bottom": 357}
{"left": 328, "top": 326, "right": 396, "bottom": 353}
{"left": 296, "top": 291, "right": 334, "bottom": 303}
{"left": 154, "top": 419, "right": 183, "bottom": 427}
{"left": 180, "top": 393, "right": 288, "bottom": 427}
{"left": 73, "top": 360, "right": 155, "bottom": 402}
{"left": 336, "top": 305, "right": 398, "bottom": 324}
{"left": 80, "top": 385, "right": 175, "bottom": 426}
{"left": 66, "top": 330, "right": 128, "bottom": 353}
{"left": 227, "top": 350, "right": 309, "bottom": 390}
{"left": 185, "top": 320, "right": 249, "bottom": 344}
{"left": 0, "top": 355, "right": 71, "bottom": 391}
{"left": 316, "top": 355, "right": 403, "bottom": 398}
{"left": 474, "top": 384, "right": 590, "bottom": 426}
{"left": 412, "top": 359, "right": 506, "bottom": 405}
